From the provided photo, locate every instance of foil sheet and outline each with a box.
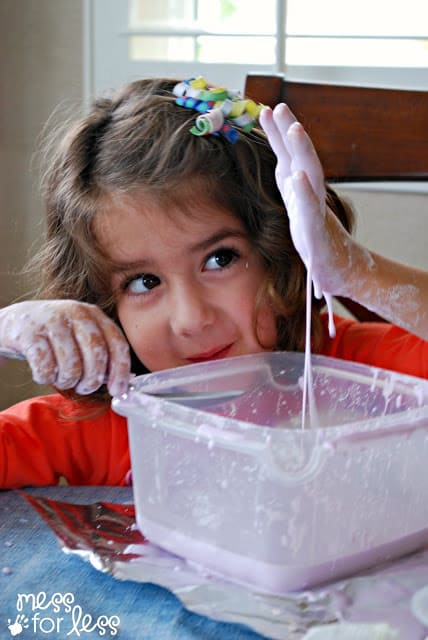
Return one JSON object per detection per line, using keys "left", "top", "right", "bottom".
{"left": 21, "top": 492, "right": 428, "bottom": 640}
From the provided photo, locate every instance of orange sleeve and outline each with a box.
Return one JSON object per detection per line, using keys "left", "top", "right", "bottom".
{"left": 319, "top": 314, "right": 428, "bottom": 379}
{"left": 0, "top": 394, "right": 130, "bottom": 489}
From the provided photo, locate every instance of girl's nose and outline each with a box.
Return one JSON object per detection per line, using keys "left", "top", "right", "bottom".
{"left": 169, "top": 284, "right": 215, "bottom": 337}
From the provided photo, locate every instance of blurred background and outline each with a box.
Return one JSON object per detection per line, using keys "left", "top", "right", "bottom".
{"left": 1, "top": 0, "right": 427, "bottom": 409}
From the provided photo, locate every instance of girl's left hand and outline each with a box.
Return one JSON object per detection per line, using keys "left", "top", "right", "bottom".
{"left": 259, "top": 104, "right": 359, "bottom": 302}
{"left": 260, "top": 104, "right": 428, "bottom": 341}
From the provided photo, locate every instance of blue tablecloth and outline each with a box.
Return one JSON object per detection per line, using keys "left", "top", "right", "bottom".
{"left": 0, "top": 486, "right": 264, "bottom": 640}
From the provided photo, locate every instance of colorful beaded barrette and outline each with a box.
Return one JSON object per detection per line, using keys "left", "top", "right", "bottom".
{"left": 173, "top": 77, "right": 264, "bottom": 143}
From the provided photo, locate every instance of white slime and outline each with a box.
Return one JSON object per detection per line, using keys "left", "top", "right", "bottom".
{"left": 302, "top": 266, "right": 336, "bottom": 429}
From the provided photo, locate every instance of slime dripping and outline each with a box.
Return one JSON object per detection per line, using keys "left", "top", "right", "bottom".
{"left": 302, "top": 266, "right": 336, "bottom": 429}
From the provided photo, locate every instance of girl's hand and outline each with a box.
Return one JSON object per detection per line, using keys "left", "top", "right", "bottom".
{"left": 259, "top": 104, "right": 363, "bottom": 302}
{"left": 260, "top": 104, "right": 428, "bottom": 340}
{"left": 0, "top": 300, "right": 130, "bottom": 396}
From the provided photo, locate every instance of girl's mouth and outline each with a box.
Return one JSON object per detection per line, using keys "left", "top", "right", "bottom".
{"left": 186, "top": 344, "right": 233, "bottom": 364}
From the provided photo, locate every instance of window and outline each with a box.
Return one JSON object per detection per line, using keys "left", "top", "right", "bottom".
{"left": 85, "top": 0, "right": 428, "bottom": 97}
{"left": 128, "top": 0, "right": 277, "bottom": 65}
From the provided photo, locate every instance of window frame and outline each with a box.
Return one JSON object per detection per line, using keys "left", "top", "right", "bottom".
{"left": 85, "top": 0, "right": 428, "bottom": 99}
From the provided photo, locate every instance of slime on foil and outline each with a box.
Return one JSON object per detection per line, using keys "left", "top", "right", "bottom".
{"left": 19, "top": 492, "right": 428, "bottom": 640}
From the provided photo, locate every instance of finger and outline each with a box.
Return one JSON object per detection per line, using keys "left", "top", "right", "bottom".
{"left": 259, "top": 106, "right": 293, "bottom": 178}
{"left": 290, "top": 169, "right": 325, "bottom": 232}
{"left": 270, "top": 103, "right": 298, "bottom": 143}
{"left": 288, "top": 172, "right": 332, "bottom": 306}
{"left": 45, "top": 326, "right": 85, "bottom": 390}
{"left": 285, "top": 169, "right": 325, "bottom": 267}
{"left": 23, "top": 336, "right": 59, "bottom": 386}
{"left": 98, "top": 318, "right": 130, "bottom": 397}
{"left": 0, "top": 303, "right": 77, "bottom": 387}
{"left": 279, "top": 173, "right": 313, "bottom": 269}
{"left": 69, "top": 314, "right": 110, "bottom": 395}
{"left": 286, "top": 122, "right": 326, "bottom": 204}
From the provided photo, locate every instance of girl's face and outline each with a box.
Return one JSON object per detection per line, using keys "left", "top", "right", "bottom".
{"left": 96, "top": 192, "right": 277, "bottom": 372}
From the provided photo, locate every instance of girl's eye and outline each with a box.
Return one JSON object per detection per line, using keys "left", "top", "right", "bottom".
{"left": 125, "top": 273, "right": 161, "bottom": 294}
{"left": 204, "top": 248, "right": 240, "bottom": 271}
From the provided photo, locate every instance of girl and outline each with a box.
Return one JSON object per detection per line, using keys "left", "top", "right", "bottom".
{"left": 0, "top": 77, "right": 427, "bottom": 488}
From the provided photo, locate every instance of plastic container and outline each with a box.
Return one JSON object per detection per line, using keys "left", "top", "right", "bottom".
{"left": 113, "top": 352, "right": 428, "bottom": 593}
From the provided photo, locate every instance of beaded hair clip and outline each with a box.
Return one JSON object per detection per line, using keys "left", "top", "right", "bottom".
{"left": 173, "top": 77, "right": 264, "bottom": 143}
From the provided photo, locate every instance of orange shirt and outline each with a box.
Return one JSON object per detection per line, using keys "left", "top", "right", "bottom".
{"left": 321, "top": 315, "right": 428, "bottom": 379}
{"left": 0, "top": 394, "right": 130, "bottom": 489}
{"left": 1, "top": 315, "right": 427, "bottom": 489}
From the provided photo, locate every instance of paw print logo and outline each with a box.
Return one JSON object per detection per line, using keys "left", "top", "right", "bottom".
{"left": 7, "top": 614, "right": 29, "bottom": 636}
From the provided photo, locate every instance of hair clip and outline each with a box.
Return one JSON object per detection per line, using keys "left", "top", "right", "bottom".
{"left": 173, "top": 77, "right": 264, "bottom": 143}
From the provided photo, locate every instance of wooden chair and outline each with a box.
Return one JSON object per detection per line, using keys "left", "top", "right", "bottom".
{"left": 244, "top": 73, "right": 428, "bottom": 321}
{"left": 245, "top": 73, "right": 428, "bottom": 182}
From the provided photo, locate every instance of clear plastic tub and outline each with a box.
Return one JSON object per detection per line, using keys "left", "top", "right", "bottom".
{"left": 113, "top": 352, "right": 428, "bottom": 593}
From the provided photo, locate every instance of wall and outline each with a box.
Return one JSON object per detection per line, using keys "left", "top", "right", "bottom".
{"left": 330, "top": 186, "right": 428, "bottom": 319}
{"left": 0, "top": 0, "right": 83, "bottom": 409}
{"left": 338, "top": 187, "right": 428, "bottom": 271}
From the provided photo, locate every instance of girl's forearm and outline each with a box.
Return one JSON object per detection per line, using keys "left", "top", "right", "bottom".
{"left": 344, "top": 244, "right": 428, "bottom": 340}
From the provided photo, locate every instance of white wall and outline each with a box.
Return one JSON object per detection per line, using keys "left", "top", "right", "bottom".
{"left": 330, "top": 185, "right": 428, "bottom": 319}
{"left": 338, "top": 187, "right": 428, "bottom": 271}
{"left": 0, "top": 0, "right": 83, "bottom": 409}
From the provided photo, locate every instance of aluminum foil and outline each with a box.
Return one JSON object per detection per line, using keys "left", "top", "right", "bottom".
{"left": 21, "top": 493, "right": 428, "bottom": 640}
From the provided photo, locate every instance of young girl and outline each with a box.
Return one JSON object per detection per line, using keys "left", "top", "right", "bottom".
{"left": 1, "top": 76, "right": 427, "bottom": 489}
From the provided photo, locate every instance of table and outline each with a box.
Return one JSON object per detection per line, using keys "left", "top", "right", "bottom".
{"left": 0, "top": 486, "right": 264, "bottom": 640}
{"left": 2, "top": 487, "right": 428, "bottom": 640}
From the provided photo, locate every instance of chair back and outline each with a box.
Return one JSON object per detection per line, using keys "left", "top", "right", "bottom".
{"left": 245, "top": 74, "right": 428, "bottom": 182}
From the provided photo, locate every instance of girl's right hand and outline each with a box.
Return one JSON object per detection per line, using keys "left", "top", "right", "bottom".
{"left": 0, "top": 300, "right": 130, "bottom": 397}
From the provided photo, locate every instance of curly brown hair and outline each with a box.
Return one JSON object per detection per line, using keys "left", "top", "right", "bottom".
{"left": 31, "top": 77, "right": 354, "bottom": 398}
